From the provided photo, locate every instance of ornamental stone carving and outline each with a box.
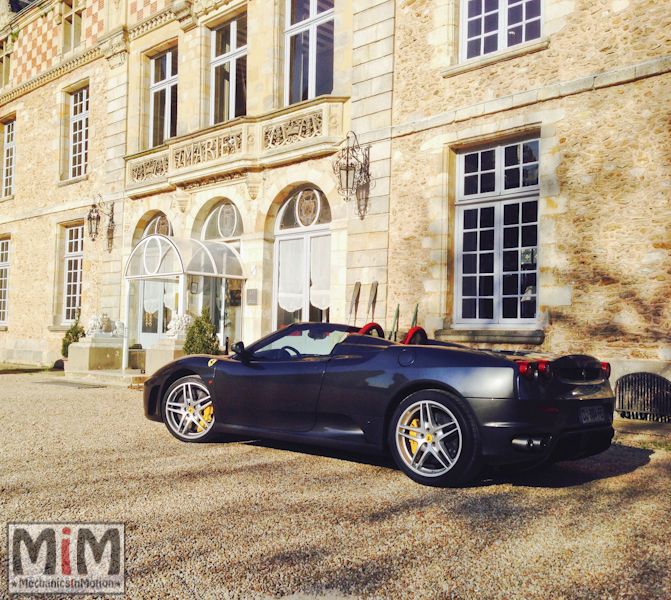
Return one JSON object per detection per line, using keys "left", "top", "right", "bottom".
{"left": 263, "top": 112, "right": 323, "bottom": 150}
{"left": 173, "top": 132, "right": 242, "bottom": 170}
{"left": 86, "top": 315, "right": 125, "bottom": 337}
{"left": 182, "top": 171, "right": 246, "bottom": 191}
{"left": 100, "top": 27, "right": 129, "bottom": 69}
{"left": 131, "top": 155, "right": 169, "bottom": 182}
{"left": 167, "top": 314, "right": 194, "bottom": 337}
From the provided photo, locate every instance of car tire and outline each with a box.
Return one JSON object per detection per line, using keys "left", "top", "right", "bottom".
{"left": 389, "top": 390, "right": 482, "bottom": 487}
{"left": 162, "top": 375, "right": 218, "bottom": 443}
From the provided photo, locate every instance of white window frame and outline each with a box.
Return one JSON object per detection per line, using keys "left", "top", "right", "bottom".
{"left": 149, "top": 48, "right": 178, "bottom": 148}
{"left": 63, "top": 225, "right": 84, "bottom": 323}
{"left": 210, "top": 15, "right": 247, "bottom": 125}
{"left": 3, "top": 119, "right": 15, "bottom": 197}
{"left": 63, "top": 0, "right": 84, "bottom": 55}
{"left": 284, "top": 0, "right": 334, "bottom": 106}
{"left": 69, "top": 87, "right": 88, "bottom": 179}
{"left": 453, "top": 137, "right": 540, "bottom": 328}
{"left": 0, "top": 238, "right": 9, "bottom": 324}
{"left": 460, "top": 0, "right": 543, "bottom": 62}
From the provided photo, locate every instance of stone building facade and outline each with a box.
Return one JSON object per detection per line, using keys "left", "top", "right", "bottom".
{"left": 0, "top": 0, "right": 669, "bottom": 384}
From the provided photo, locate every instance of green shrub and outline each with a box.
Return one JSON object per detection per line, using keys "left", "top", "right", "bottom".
{"left": 62, "top": 315, "right": 85, "bottom": 358}
{"left": 183, "top": 307, "right": 220, "bottom": 355}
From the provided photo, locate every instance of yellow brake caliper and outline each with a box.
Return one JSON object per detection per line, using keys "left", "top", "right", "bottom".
{"left": 197, "top": 406, "right": 214, "bottom": 432}
{"left": 409, "top": 418, "right": 420, "bottom": 454}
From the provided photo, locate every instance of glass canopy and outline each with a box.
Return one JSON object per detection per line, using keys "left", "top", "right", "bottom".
{"left": 124, "top": 235, "right": 246, "bottom": 280}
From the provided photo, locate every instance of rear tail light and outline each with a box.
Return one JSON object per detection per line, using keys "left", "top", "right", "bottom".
{"left": 537, "top": 359, "right": 552, "bottom": 379}
{"left": 601, "top": 362, "right": 611, "bottom": 379}
{"left": 515, "top": 360, "right": 537, "bottom": 380}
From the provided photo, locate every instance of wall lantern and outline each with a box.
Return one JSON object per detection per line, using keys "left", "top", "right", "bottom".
{"left": 87, "top": 195, "right": 115, "bottom": 252}
{"left": 332, "top": 131, "right": 373, "bottom": 219}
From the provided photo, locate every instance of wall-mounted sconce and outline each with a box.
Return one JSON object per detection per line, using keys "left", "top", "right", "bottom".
{"left": 87, "top": 195, "right": 115, "bottom": 252}
{"left": 332, "top": 131, "right": 374, "bottom": 219}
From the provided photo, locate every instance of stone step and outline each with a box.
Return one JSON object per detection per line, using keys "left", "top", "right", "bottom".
{"left": 63, "top": 369, "right": 149, "bottom": 388}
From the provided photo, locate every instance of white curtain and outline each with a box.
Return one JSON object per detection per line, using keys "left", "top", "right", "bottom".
{"left": 277, "top": 238, "right": 305, "bottom": 313}
{"left": 143, "top": 280, "right": 162, "bottom": 314}
{"left": 310, "top": 235, "right": 331, "bottom": 310}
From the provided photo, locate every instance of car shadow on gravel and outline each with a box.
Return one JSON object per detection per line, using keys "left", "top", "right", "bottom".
{"left": 238, "top": 439, "right": 653, "bottom": 488}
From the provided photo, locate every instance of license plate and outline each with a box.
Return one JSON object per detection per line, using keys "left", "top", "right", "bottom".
{"left": 580, "top": 405, "right": 605, "bottom": 424}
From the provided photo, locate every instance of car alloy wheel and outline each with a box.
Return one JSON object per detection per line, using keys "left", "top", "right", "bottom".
{"left": 162, "top": 376, "right": 217, "bottom": 442}
{"left": 389, "top": 390, "right": 481, "bottom": 486}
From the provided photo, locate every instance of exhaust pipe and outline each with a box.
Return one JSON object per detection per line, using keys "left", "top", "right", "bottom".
{"left": 512, "top": 436, "right": 550, "bottom": 453}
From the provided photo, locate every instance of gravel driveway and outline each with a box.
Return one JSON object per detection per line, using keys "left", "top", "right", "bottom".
{"left": 1, "top": 372, "right": 670, "bottom": 600}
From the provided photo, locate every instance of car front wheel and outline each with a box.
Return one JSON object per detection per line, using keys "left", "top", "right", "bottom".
{"left": 162, "top": 376, "right": 217, "bottom": 442}
{"left": 389, "top": 390, "right": 481, "bottom": 487}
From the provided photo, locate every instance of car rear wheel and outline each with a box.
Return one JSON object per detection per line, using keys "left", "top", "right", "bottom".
{"left": 389, "top": 390, "right": 481, "bottom": 487}
{"left": 162, "top": 376, "right": 217, "bottom": 443}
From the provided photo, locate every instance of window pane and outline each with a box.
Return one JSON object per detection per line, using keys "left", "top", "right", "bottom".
{"left": 154, "top": 54, "right": 167, "bottom": 82}
{"left": 503, "top": 227, "right": 518, "bottom": 248}
{"left": 171, "top": 49, "right": 178, "bottom": 76}
{"left": 525, "top": 19, "right": 541, "bottom": 41}
{"left": 508, "top": 4, "right": 523, "bottom": 24}
{"left": 463, "top": 276, "right": 477, "bottom": 296}
{"left": 527, "top": 0, "right": 541, "bottom": 19}
{"left": 503, "top": 250, "right": 518, "bottom": 272}
{"left": 315, "top": 20, "right": 334, "bottom": 97}
{"left": 214, "top": 62, "right": 231, "bottom": 124}
{"left": 291, "top": 0, "right": 311, "bottom": 25}
{"left": 479, "top": 253, "right": 494, "bottom": 273}
{"left": 481, "top": 172, "right": 496, "bottom": 193}
{"left": 317, "top": 0, "right": 334, "bottom": 13}
{"left": 463, "top": 254, "right": 477, "bottom": 274}
{"left": 289, "top": 30, "right": 310, "bottom": 104}
{"left": 152, "top": 88, "right": 166, "bottom": 146}
{"left": 463, "top": 231, "right": 477, "bottom": 252}
{"left": 479, "top": 276, "right": 493, "bottom": 296}
{"left": 523, "top": 140, "right": 539, "bottom": 163}
{"left": 237, "top": 14, "right": 247, "bottom": 47}
{"left": 170, "top": 84, "right": 177, "bottom": 138}
{"left": 468, "top": 0, "right": 482, "bottom": 18}
{"left": 505, "top": 144, "right": 519, "bottom": 166}
{"left": 522, "top": 164, "right": 538, "bottom": 186}
{"left": 484, "top": 33, "right": 498, "bottom": 54}
{"left": 502, "top": 297, "right": 518, "bottom": 319}
{"left": 479, "top": 229, "right": 494, "bottom": 251}
{"left": 504, "top": 203, "right": 519, "bottom": 225}
{"left": 484, "top": 12, "right": 498, "bottom": 33}
{"left": 481, "top": 149, "right": 495, "bottom": 171}
{"left": 504, "top": 167, "right": 520, "bottom": 189}
{"left": 521, "top": 224, "right": 537, "bottom": 247}
{"left": 464, "top": 153, "right": 478, "bottom": 173}
{"left": 503, "top": 273, "right": 518, "bottom": 295}
{"left": 467, "top": 39, "right": 480, "bottom": 59}
{"left": 216, "top": 23, "right": 231, "bottom": 56}
{"left": 235, "top": 55, "right": 247, "bottom": 118}
{"left": 521, "top": 200, "right": 538, "bottom": 223}
{"left": 464, "top": 209, "right": 478, "bottom": 230}
{"left": 463, "top": 298, "right": 476, "bottom": 319}
{"left": 480, "top": 207, "right": 494, "bottom": 228}
{"left": 479, "top": 298, "right": 493, "bottom": 319}
{"left": 485, "top": 0, "right": 498, "bottom": 11}
{"left": 468, "top": 19, "right": 482, "bottom": 38}
{"left": 464, "top": 175, "right": 478, "bottom": 195}
{"left": 520, "top": 297, "right": 536, "bottom": 318}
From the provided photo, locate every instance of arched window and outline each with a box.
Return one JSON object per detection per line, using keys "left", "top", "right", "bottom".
{"left": 201, "top": 200, "right": 243, "bottom": 251}
{"left": 143, "top": 213, "right": 173, "bottom": 237}
{"left": 274, "top": 187, "right": 331, "bottom": 328}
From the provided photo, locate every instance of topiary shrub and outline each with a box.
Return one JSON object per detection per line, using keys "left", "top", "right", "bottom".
{"left": 62, "top": 314, "right": 85, "bottom": 358}
{"left": 182, "top": 307, "right": 220, "bottom": 356}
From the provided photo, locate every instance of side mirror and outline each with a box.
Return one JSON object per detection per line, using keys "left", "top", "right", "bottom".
{"left": 231, "top": 341, "right": 245, "bottom": 356}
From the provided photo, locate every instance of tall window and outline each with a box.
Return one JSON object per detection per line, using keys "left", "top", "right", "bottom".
{"left": 150, "top": 49, "right": 178, "bottom": 147}
{"left": 285, "top": 0, "right": 334, "bottom": 105}
{"left": 455, "top": 137, "right": 540, "bottom": 326}
{"left": 0, "top": 238, "right": 9, "bottom": 324}
{"left": 63, "top": 225, "right": 84, "bottom": 322}
{"left": 63, "top": 0, "right": 83, "bottom": 54}
{"left": 211, "top": 15, "right": 247, "bottom": 124}
{"left": 274, "top": 188, "right": 332, "bottom": 328}
{"left": 462, "top": 0, "right": 542, "bottom": 61}
{"left": 0, "top": 39, "right": 11, "bottom": 90}
{"left": 69, "top": 87, "right": 88, "bottom": 179}
{"left": 3, "top": 120, "right": 15, "bottom": 197}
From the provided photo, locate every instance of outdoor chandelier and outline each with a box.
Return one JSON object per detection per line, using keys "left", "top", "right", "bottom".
{"left": 87, "top": 195, "right": 115, "bottom": 252}
{"left": 332, "top": 131, "right": 373, "bottom": 219}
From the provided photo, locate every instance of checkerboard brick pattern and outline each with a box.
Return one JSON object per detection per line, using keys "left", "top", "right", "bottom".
{"left": 130, "top": 0, "right": 169, "bottom": 25}
{"left": 14, "top": 13, "right": 59, "bottom": 85}
{"left": 85, "top": 0, "right": 105, "bottom": 45}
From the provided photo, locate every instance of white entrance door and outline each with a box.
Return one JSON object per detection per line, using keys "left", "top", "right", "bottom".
{"left": 274, "top": 232, "right": 331, "bottom": 328}
{"left": 139, "top": 279, "right": 178, "bottom": 348}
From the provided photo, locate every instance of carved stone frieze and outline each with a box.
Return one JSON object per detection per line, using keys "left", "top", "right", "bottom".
{"left": 245, "top": 172, "right": 262, "bottom": 200}
{"left": 128, "top": 9, "right": 176, "bottom": 40}
{"left": 173, "top": 131, "right": 242, "bottom": 170}
{"left": 130, "top": 155, "right": 169, "bottom": 182}
{"left": 263, "top": 112, "right": 323, "bottom": 150}
{"left": 182, "top": 171, "right": 246, "bottom": 191}
{"left": 192, "top": 0, "right": 232, "bottom": 19}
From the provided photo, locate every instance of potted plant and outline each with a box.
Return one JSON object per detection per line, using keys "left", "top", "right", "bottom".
{"left": 182, "top": 307, "right": 219, "bottom": 356}
{"left": 61, "top": 314, "right": 85, "bottom": 370}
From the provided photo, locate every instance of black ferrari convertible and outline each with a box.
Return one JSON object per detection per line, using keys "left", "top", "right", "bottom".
{"left": 143, "top": 322, "right": 614, "bottom": 486}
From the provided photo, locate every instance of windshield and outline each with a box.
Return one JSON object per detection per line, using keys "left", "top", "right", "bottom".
{"left": 250, "top": 323, "right": 356, "bottom": 359}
